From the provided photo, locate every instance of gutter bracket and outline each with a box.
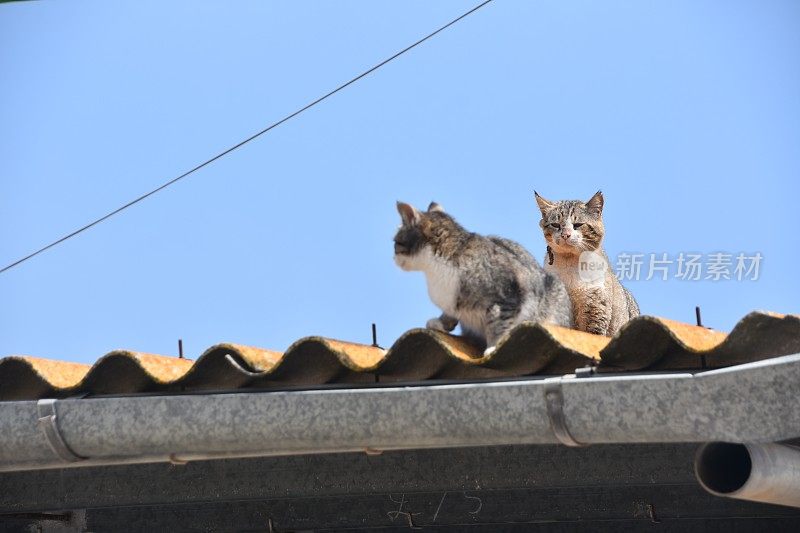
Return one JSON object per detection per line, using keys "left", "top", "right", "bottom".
{"left": 543, "top": 378, "right": 585, "bottom": 447}
{"left": 37, "top": 399, "right": 86, "bottom": 463}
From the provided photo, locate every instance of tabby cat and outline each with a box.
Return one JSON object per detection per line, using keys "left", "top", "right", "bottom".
{"left": 394, "top": 201, "right": 573, "bottom": 355}
{"left": 534, "top": 190, "right": 639, "bottom": 336}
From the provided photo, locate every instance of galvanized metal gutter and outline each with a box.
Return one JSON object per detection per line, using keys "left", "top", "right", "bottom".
{"left": 0, "top": 353, "right": 798, "bottom": 474}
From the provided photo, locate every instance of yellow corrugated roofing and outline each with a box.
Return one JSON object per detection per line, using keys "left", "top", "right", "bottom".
{"left": 1, "top": 311, "right": 798, "bottom": 401}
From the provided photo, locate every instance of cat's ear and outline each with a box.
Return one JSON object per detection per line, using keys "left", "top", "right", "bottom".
{"left": 586, "top": 190, "right": 604, "bottom": 216}
{"left": 534, "top": 191, "right": 555, "bottom": 213}
{"left": 397, "top": 201, "right": 421, "bottom": 226}
{"left": 427, "top": 202, "right": 445, "bottom": 213}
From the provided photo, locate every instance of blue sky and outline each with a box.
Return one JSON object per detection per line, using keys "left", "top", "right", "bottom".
{"left": 2, "top": 1, "right": 798, "bottom": 364}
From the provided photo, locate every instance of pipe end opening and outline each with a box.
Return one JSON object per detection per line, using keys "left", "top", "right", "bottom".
{"left": 695, "top": 442, "right": 752, "bottom": 495}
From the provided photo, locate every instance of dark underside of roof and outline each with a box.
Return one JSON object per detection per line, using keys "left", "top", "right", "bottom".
{"left": 2, "top": 443, "right": 800, "bottom": 533}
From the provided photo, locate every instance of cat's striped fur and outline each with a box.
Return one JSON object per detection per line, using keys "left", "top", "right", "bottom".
{"left": 534, "top": 191, "right": 639, "bottom": 336}
{"left": 394, "top": 201, "right": 573, "bottom": 355}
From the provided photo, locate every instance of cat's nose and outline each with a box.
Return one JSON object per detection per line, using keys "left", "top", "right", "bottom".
{"left": 562, "top": 232, "right": 572, "bottom": 240}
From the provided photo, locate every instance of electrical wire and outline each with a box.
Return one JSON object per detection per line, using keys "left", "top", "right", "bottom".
{"left": 0, "top": 0, "right": 493, "bottom": 275}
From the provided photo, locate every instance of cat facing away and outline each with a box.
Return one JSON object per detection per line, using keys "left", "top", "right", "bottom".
{"left": 393, "top": 201, "right": 573, "bottom": 355}
{"left": 534, "top": 190, "right": 639, "bottom": 336}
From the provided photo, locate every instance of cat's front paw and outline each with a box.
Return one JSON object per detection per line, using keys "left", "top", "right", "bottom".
{"left": 426, "top": 318, "right": 449, "bottom": 332}
{"left": 483, "top": 345, "right": 497, "bottom": 357}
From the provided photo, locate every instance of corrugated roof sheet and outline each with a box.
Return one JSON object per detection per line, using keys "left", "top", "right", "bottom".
{"left": 1, "top": 311, "right": 798, "bottom": 401}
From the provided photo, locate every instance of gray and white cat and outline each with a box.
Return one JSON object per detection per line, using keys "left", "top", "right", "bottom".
{"left": 534, "top": 190, "right": 639, "bottom": 336}
{"left": 393, "top": 201, "right": 573, "bottom": 355}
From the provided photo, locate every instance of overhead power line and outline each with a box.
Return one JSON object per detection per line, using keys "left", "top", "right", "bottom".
{"left": 1, "top": 0, "right": 493, "bottom": 275}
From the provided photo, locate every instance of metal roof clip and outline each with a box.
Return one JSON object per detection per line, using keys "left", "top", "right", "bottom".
{"left": 574, "top": 365, "right": 597, "bottom": 378}
{"left": 37, "top": 399, "right": 86, "bottom": 463}
{"left": 543, "top": 378, "right": 585, "bottom": 448}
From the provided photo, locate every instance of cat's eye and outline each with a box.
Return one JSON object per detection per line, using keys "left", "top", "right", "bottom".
{"left": 573, "top": 223, "right": 584, "bottom": 229}
{"left": 549, "top": 223, "right": 561, "bottom": 230}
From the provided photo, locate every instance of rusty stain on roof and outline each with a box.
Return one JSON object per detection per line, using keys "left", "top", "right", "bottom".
{"left": 1, "top": 311, "right": 798, "bottom": 401}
